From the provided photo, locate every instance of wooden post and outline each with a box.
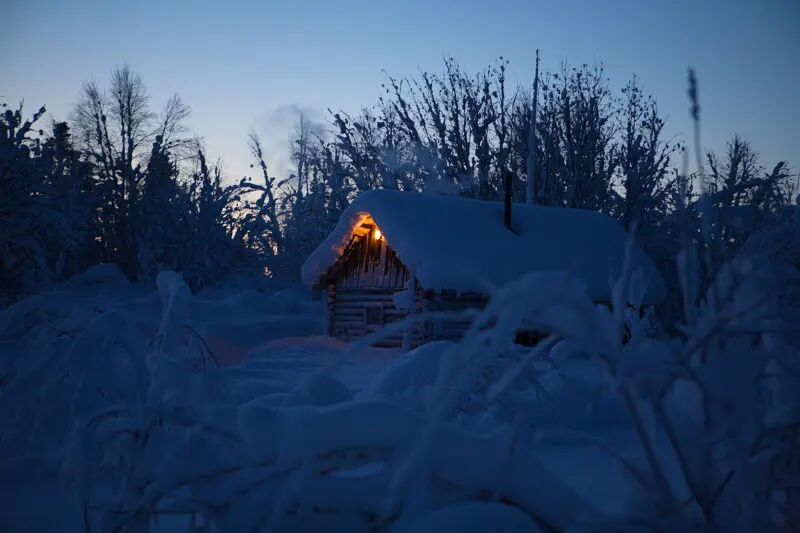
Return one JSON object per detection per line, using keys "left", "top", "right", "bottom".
{"left": 323, "top": 285, "right": 334, "bottom": 336}
{"left": 504, "top": 173, "right": 513, "bottom": 231}
{"left": 402, "top": 274, "right": 417, "bottom": 351}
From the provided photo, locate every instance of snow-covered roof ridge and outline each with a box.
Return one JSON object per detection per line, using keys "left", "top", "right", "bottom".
{"left": 301, "top": 189, "right": 667, "bottom": 304}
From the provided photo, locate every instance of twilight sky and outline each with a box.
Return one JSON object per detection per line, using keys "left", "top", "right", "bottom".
{"left": 2, "top": 0, "right": 798, "bottom": 183}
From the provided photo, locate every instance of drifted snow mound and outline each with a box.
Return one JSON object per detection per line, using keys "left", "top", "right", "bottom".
{"left": 0, "top": 269, "right": 324, "bottom": 464}
{"left": 0, "top": 263, "right": 135, "bottom": 340}
{"left": 355, "top": 336, "right": 629, "bottom": 432}
{"left": 292, "top": 375, "right": 353, "bottom": 406}
{"left": 522, "top": 349, "right": 630, "bottom": 432}
{"left": 193, "top": 283, "right": 319, "bottom": 318}
{"left": 267, "top": 283, "right": 320, "bottom": 313}
{"left": 186, "top": 283, "right": 323, "bottom": 356}
{"left": 62, "top": 263, "right": 131, "bottom": 294}
{"left": 358, "top": 340, "right": 453, "bottom": 400}
{"left": 196, "top": 272, "right": 281, "bottom": 297}
{"left": 390, "top": 502, "right": 543, "bottom": 533}
{"left": 228, "top": 376, "right": 353, "bottom": 407}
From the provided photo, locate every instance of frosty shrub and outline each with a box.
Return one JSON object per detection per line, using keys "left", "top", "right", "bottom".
{"left": 45, "top": 235, "right": 799, "bottom": 533}
{"left": 0, "top": 103, "right": 78, "bottom": 304}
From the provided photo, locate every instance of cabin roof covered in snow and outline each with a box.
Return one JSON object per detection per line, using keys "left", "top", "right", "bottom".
{"left": 301, "top": 189, "right": 667, "bottom": 304}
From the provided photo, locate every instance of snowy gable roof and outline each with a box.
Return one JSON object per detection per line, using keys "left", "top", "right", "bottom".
{"left": 301, "top": 189, "right": 667, "bottom": 304}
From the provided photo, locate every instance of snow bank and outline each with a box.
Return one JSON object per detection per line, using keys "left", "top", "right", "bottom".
{"left": 389, "top": 502, "right": 542, "bottom": 533}
{"left": 3, "top": 251, "right": 795, "bottom": 532}
{"left": 0, "top": 269, "right": 322, "bottom": 466}
{"left": 302, "top": 189, "right": 667, "bottom": 303}
{"left": 357, "top": 340, "right": 452, "bottom": 400}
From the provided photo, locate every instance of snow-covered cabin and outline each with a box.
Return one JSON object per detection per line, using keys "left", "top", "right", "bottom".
{"left": 302, "top": 189, "right": 667, "bottom": 348}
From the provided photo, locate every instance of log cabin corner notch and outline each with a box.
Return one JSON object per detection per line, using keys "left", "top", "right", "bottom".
{"left": 302, "top": 189, "right": 667, "bottom": 349}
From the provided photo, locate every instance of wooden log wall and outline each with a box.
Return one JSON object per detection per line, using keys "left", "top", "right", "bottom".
{"left": 333, "top": 231, "right": 410, "bottom": 290}
{"left": 423, "top": 290, "right": 488, "bottom": 343}
{"left": 320, "top": 225, "right": 513, "bottom": 348}
{"left": 328, "top": 288, "right": 425, "bottom": 349}
{"left": 324, "top": 287, "right": 334, "bottom": 336}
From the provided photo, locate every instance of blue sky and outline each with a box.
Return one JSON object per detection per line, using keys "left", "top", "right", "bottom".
{"left": 3, "top": 0, "right": 798, "bottom": 183}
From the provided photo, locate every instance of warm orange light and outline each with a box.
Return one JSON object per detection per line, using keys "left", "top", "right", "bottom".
{"left": 374, "top": 228, "right": 382, "bottom": 240}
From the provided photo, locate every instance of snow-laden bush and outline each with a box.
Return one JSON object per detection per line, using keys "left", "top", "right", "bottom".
{"left": 3, "top": 227, "right": 776, "bottom": 532}
{"left": 0, "top": 269, "right": 319, "bottom": 479}
{"left": 0, "top": 103, "right": 80, "bottom": 305}
{"left": 16, "top": 270, "right": 585, "bottom": 532}
{"left": 345, "top": 248, "right": 799, "bottom": 532}
{"left": 1, "top": 215, "right": 796, "bottom": 533}
{"left": 38, "top": 233, "right": 795, "bottom": 533}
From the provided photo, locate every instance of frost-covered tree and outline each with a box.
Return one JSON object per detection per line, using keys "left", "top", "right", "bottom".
{"left": 325, "top": 57, "right": 511, "bottom": 198}
{"left": 71, "top": 65, "right": 200, "bottom": 278}
{"left": 38, "top": 121, "right": 100, "bottom": 278}
{"left": 263, "top": 56, "right": 798, "bottom": 290}
{"left": 0, "top": 103, "right": 54, "bottom": 303}
{"left": 702, "top": 135, "right": 794, "bottom": 218}
{"left": 272, "top": 114, "right": 341, "bottom": 278}
{"left": 0, "top": 104, "right": 95, "bottom": 303}
{"left": 532, "top": 63, "right": 618, "bottom": 212}
{"left": 615, "top": 77, "right": 681, "bottom": 235}
{"left": 680, "top": 136, "right": 796, "bottom": 269}
{"left": 0, "top": 65, "right": 279, "bottom": 301}
{"left": 224, "top": 130, "right": 287, "bottom": 279}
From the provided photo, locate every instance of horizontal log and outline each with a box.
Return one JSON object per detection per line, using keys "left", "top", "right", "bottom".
{"left": 330, "top": 311, "right": 403, "bottom": 320}
{"left": 331, "top": 318, "right": 417, "bottom": 330}
{"left": 331, "top": 315, "right": 404, "bottom": 329}
{"left": 335, "top": 284, "right": 407, "bottom": 292}
{"left": 332, "top": 304, "right": 399, "bottom": 313}
{"left": 334, "top": 296, "right": 399, "bottom": 304}
{"left": 331, "top": 313, "right": 367, "bottom": 322}
{"left": 335, "top": 336, "right": 406, "bottom": 344}
{"left": 332, "top": 320, "right": 369, "bottom": 329}
{"left": 334, "top": 289, "right": 403, "bottom": 296}
{"left": 333, "top": 296, "right": 398, "bottom": 303}
{"left": 331, "top": 322, "right": 403, "bottom": 333}
{"left": 333, "top": 288, "right": 420, "bottom": 295}
{"left": 335, "top": 277, "right": 407, "bottom": 288}
{"left": 331, "top": 302, "right": 401, "bottom": 312}
{"left": 331, "top": 302, "right": 403, "bottom": 311}
{"left": 332, "top": 323, "right": 416, "bottom": 334}
{"left": 332, "top": 305, "right": 404, "bottom": 314}
{"left": 333, "top": 333, "right": 404, "bottom": 344}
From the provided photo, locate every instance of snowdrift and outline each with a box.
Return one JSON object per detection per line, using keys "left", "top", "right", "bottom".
{"left": 1, "top": 260, "right": 797, "bottom": 533}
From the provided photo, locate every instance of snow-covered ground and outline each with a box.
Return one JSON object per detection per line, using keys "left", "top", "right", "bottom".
{"left": 0, "top": 265, "right": 795, "bottom": 532}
